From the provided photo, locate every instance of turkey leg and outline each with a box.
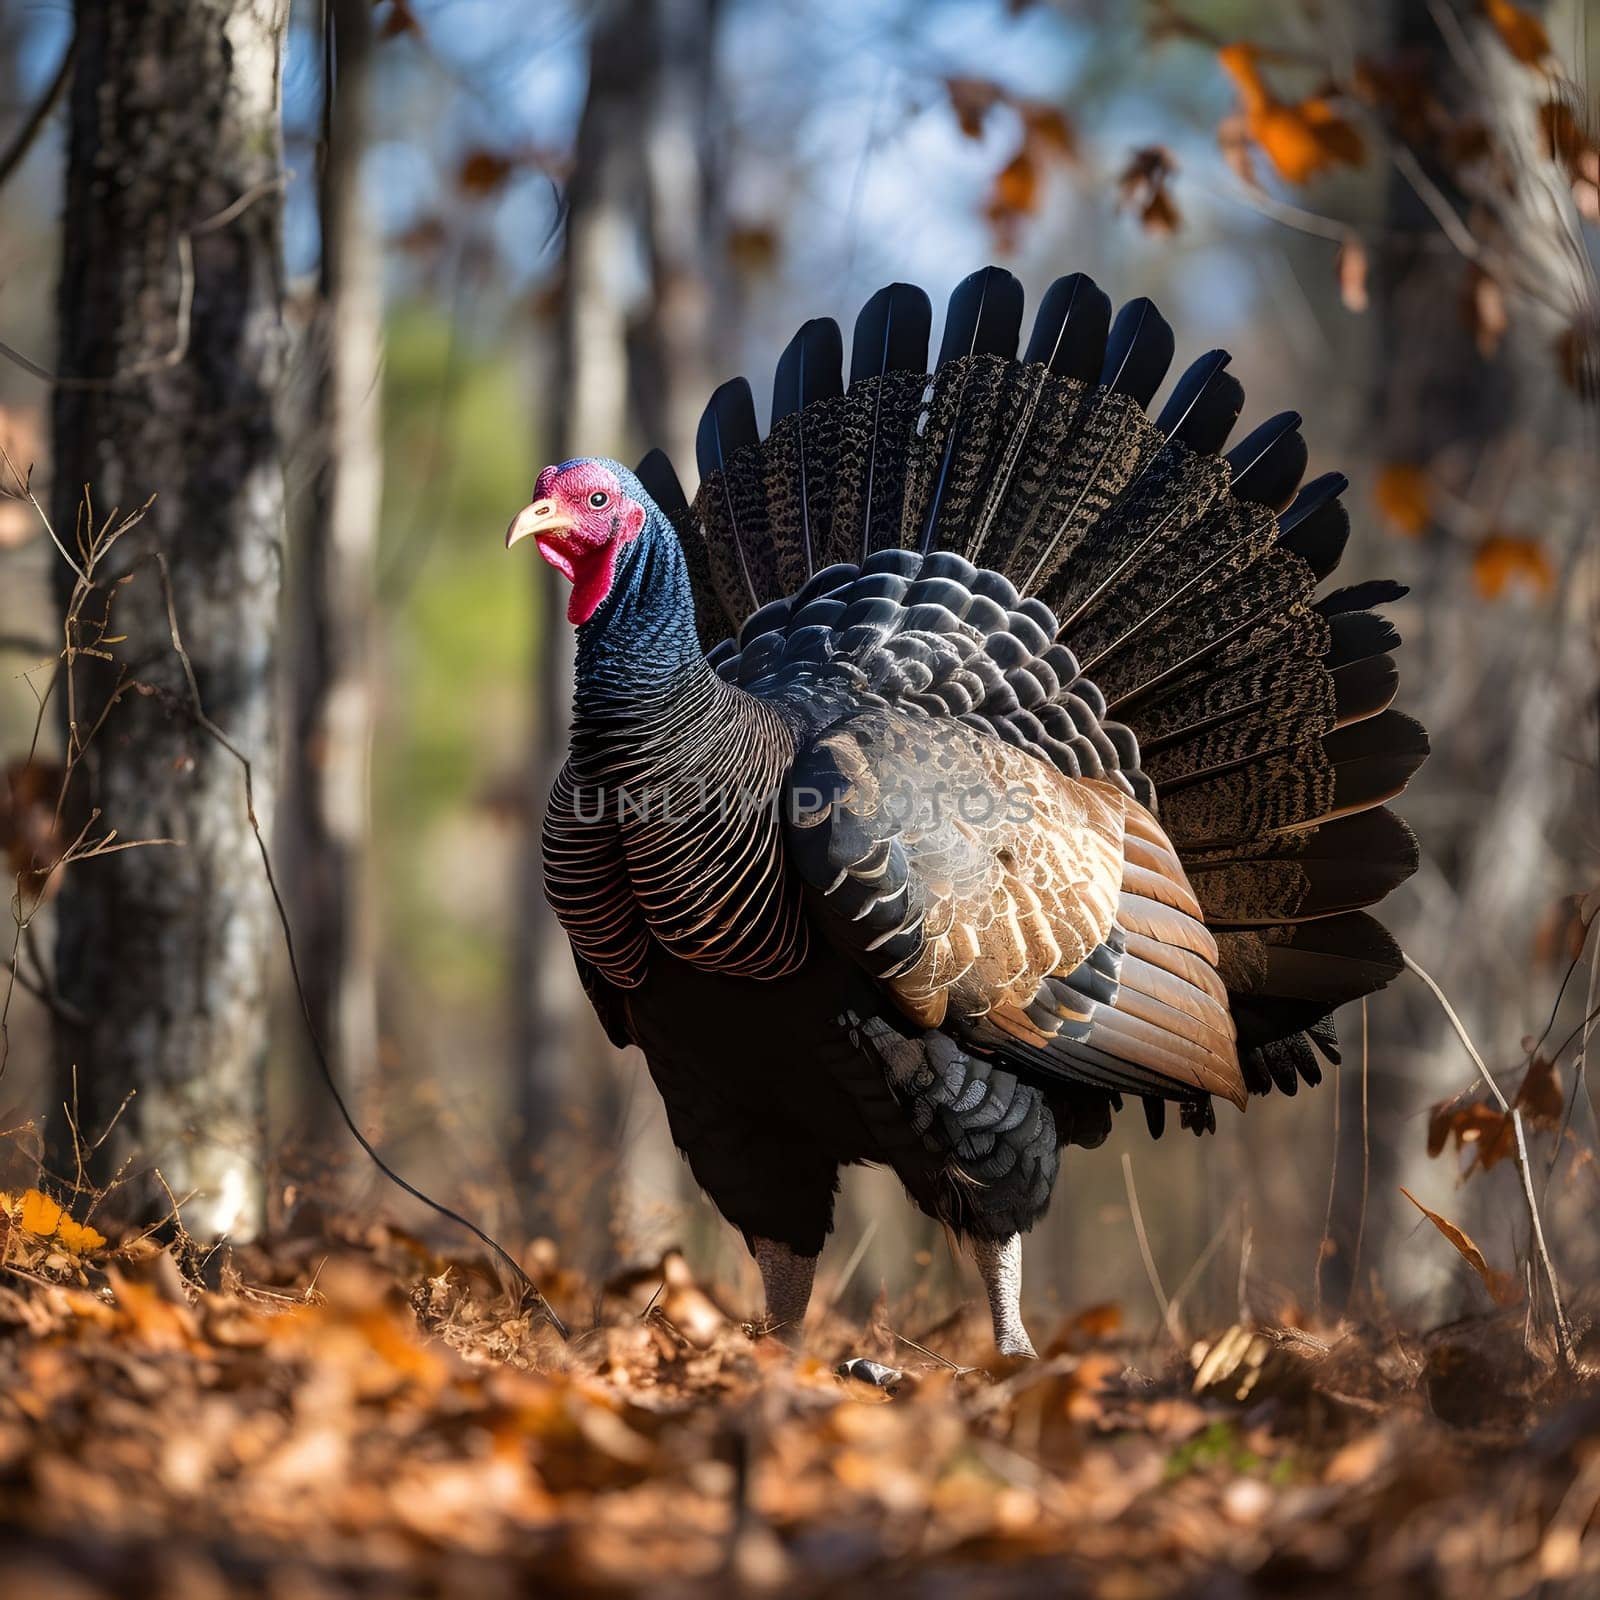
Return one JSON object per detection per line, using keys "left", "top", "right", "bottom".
{"left": 969, "top": 1233, "right": 1037, "bottom": 1358}
{"left": 751, "top": 1237, "right": 816, "bottom": 1349}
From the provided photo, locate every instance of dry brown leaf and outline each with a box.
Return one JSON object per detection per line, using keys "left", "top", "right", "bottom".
{"left": 1117, "top": 146, "right": 1182, "bottom": 235}
{"left": 727, "top": 222, "right": 780, "bottom": 275}
{"left": 1515, "top": 1055, "right": 1564, "bottom": 1128}
{"left": 1428, "top": 1098, "right": 1516, "bottom": 1171}
{"left": 1217, "top": 43, "right": 1364, "bottom": 184}
{"left": 1373, "top": 463, "right": 1431, "bottom": 537}
{"left": 457, "top": 148, "right": 516, "bottom": 197}
{"left": 1471, "top": 532, "right": 1555, "bottom": 598}
{"left": 1020, "top": 102, "right": 1076, "bottom": 160}
{"left": 1483, "top": 0, "right": 1551, "bottom": 67}
{"left": 1401, "top": 1188, "right": 1523, "bottom": 1304}
{"left": 946, "top": 76, "right": 1002, "bottom": 140}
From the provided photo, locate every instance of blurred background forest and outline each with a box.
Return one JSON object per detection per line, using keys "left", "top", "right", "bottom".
{"left": 0, "top": 0, "right": 1596, "bottom": 1345}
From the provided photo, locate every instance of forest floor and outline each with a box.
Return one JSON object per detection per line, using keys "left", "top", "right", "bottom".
{"left": 0, "top": 1194, "right": 1596, "bottom": 1599}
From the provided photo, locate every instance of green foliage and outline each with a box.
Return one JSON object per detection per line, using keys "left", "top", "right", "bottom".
{"left": 373, "top": 302, "right": 536, "bottom": 998}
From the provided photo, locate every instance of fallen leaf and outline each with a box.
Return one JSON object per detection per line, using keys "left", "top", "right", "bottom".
{"left": 1373, "top": 463, "right": 1431, "bottom": 537}
{"left": 1401, "top": 1188, "right": 1523, "bottom": 1304}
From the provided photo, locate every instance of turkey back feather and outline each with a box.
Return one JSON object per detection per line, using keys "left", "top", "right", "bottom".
{"left": 661, "top": 266, "right": 1426, "bottom": 1112}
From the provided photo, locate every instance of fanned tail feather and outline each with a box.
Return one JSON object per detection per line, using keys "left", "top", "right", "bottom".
{"left": 659, "top": 265, "right": 1427, "bottom": 1115}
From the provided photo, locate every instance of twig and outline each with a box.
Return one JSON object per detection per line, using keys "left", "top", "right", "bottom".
{"left": 0, "top": 175, "right": 285, "bottom": 393}
{"left": 1404, "top": 953, "right": 1573, "bottom": 1372}
{"left": 824, "top": 1217, "right": 879, "bottom": 1313}
{"left": 149, "top": 553, "right": 570, "bottom": 1341}
{"left": 1121, "top": 1151, "right": 1180, "bottom": 1347}
{"left": 1236, "top": 1210, "right": 1253, "bottom": 1325}
{"left": 1167, "top": 1203, "right": 1239, "bottom": 1335}
{"left": 891, "top": 1329, "right": 970, "bottom": 1373}
{"left": 1314, "top": 1049, "right": 1342, "bottom": 1320}
{"left": 0, "top": 32, "right": 76, "bottom": 191}
{"left": 1351, "top": 997, "right": 1370, "bottom": 1307}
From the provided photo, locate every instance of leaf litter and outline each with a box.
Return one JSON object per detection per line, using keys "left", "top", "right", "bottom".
{"left": 0, "top": 1191, "right": 1596, "bottom": 1597}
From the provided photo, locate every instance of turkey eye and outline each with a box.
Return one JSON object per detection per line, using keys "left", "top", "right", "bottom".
{"left": 587, "top": 490, "right": 610, "bottom": 509}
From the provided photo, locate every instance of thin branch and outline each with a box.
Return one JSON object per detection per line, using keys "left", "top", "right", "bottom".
{"left": 1122, "top": 1151, "right": 1180, "bottom": 1348}
{"left": 1314, "top": 1049, "right": 1341, "bottom": 1321}
{"left": 0, "top": 32, "right": 76, "bottom": 191}
{"left": 1403, "top": 953, "right": 1573, "bottom": 1372}
{"left": 0, "top": 175, "right": 285, "bottom": 393}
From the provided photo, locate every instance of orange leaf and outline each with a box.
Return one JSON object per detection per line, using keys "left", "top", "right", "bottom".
{"left": 1471, "top": 533, "right": 1555, "bottom": 599}
{"left": 1373, "top": 463, "right": 1431, "bottom": 537}
{"left": 1401, "top": 1188, "right": 1523, "bottom": 1304}
{"left": 1251, "top": 100, "right": 1363, "bottom": 183}
{"left": 991, "top": 148, "right": 1041, "bottom": 216}
{"left": 1216, "top": 43, "right": 1271, "bottom": 117}
{"left": 1484, "top": 0, "right": 1550, "bottom": 66}
{"left": 18, "top": 1187, "right": 63, "bottom": 1237}
{"left": 1218, "top": 42, "right": 1362, "bottom": 184}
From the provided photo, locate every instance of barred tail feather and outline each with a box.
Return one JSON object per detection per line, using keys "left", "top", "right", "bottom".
{"left": 653, "top": 265, "right": 1427, "bottom": 1113}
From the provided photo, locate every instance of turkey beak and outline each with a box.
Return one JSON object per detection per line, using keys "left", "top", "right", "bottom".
{"left": 506, "top": 497, "right": 575, "bottom": 550}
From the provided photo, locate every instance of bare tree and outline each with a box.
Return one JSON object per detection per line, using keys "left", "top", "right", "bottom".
{"left": 279, "top": 0, "right": 383, "bottom": 1173}
{"left": 48, "top": 0, "right": 291, "bottom": 1237}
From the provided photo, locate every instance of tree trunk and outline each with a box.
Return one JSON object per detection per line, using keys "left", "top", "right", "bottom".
{"left": 49, "top": 0, "right": 289, "bottom": 1238}
{"left": 279, "top": 0, "right": 382, "bottom": 1179}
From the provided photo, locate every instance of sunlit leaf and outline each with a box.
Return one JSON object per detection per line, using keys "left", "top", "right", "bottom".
{"left": 1471, "top": 533, "right": 1555, "bottom": 598}
{"left": 5, "top": 1187, "right": 106, "bottom": 1254}
{"left": 1401, "top": 1189, "right": 1523, "bottom": 1305}
{"left": 1483, "top": 0, "right": 1550, "bottom": 66}
{"left": 1373, "top": 463, "right": 1431, "bottom": 537}
{"left": 1217, "top": 42, "right": 1363, "bottom": 184}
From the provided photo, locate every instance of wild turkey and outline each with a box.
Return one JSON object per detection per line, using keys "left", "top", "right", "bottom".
{"left": 507, "top": 266, "right": 1427, "bottom": 1357}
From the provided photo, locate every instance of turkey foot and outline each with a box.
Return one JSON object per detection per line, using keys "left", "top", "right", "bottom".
{"left": 751, "top": 1236, "right": 816, "bottom": 1350}
{"left": 969, "top": 1233, "right": 1037, "bottom": 1359}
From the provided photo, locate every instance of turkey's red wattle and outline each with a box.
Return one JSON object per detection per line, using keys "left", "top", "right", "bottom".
{"left": 561, "top": 536, "right": 625, "bottom": 625}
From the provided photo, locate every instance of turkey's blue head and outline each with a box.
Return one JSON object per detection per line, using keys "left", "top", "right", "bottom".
{"left": 506, "top": 457, "right": 655, "bottom": 626}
